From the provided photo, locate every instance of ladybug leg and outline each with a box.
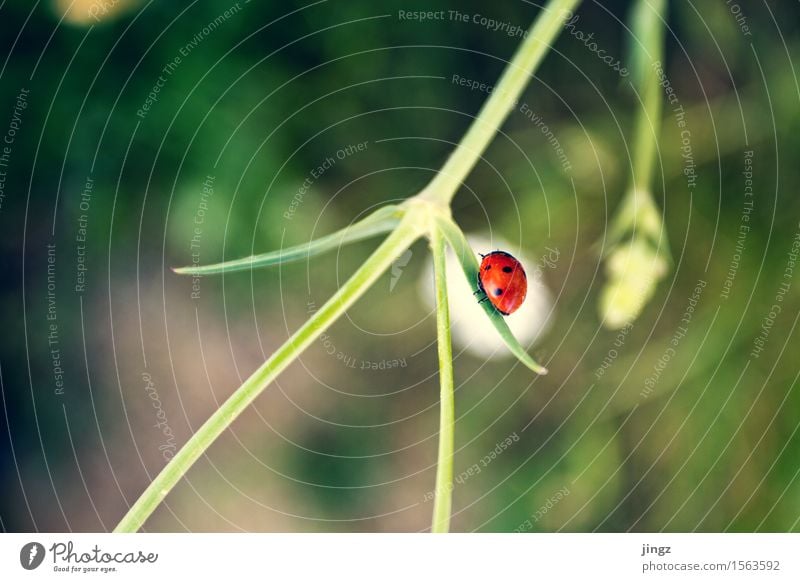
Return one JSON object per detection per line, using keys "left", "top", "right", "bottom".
{"left": 478, "top": 296, "right": 489, "bottom": 304}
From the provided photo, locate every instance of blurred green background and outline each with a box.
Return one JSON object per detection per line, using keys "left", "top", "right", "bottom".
{"left": 1, "top": 0, "right": 800, "bottom": 532}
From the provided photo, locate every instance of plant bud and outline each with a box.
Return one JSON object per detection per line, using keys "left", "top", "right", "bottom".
{"left": 599, "top": 238, "right": 667, "bottom": 329}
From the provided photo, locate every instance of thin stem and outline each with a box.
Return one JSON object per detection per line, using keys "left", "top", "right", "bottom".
{"left": 610, "top": 0, "right": 667, "bottom": 245}
{"left": 115, "top": 216, "right": 424, "bottom": 532}
{"left": 630, "top": 0, "right": 666, "bottom": 196}
{"left": 123, "top": 0, "right": 577, "bottom": 533}
{"left": 430, "top": 227, "right": 455, "bottom": 533}
{"left": 423, "top": 0, "right": 583, "bottom": 205}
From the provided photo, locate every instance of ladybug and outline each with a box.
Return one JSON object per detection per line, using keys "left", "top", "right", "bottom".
{"left": 476, "top": 251, "right": 528, "bottom": 316}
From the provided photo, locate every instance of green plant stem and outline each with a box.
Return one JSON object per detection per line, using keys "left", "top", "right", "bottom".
{"left": 114, "top": 216, "right": 424, "bottom": 532}
{"left": 430, "top": 227, "right": 455, "bottom": 533}
{"left": 423, "top": 0, "right": 582, "bottom": 205}
{"left": 121, "top": 0, "right": 576, "bottom": 533}
{"left": 610, "top": 0, "right": 667, "bottom": 245}
{"left": 630, "top": 0, "right": 665, "bottom": 195}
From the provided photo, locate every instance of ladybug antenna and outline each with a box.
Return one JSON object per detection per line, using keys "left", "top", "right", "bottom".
{"left": 478, "top": 252, "right": 486, "bottom": 258}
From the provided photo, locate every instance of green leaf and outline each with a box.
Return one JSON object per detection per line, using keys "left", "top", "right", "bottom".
{"left": 433, "top": 215, "right": 548, "bottom": 375}
{"left": 173, "top": 204, "right": 403, "bottom": 276}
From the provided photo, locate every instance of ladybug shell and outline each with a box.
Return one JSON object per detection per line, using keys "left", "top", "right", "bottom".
{"left": 478, "top": 251, "right": 528, "bottom": 315}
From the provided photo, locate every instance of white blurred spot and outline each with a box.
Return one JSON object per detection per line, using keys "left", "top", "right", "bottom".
{"left": 418, "top": 233, "right": 553, "bottom": 360}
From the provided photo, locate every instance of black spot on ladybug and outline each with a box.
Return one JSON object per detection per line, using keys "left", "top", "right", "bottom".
{"left": 494, "top": 288, "right": 503, "bottom": 296}
{"left": 484, "top": 265, "right": 491, "bottom": 270}
{"left": 502, "top": 266, "right": 513, "bottom": 273}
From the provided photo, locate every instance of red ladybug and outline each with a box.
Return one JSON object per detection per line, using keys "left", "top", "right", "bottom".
{"left": 476, "top": 251, "right": 528, "bottom": 316}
